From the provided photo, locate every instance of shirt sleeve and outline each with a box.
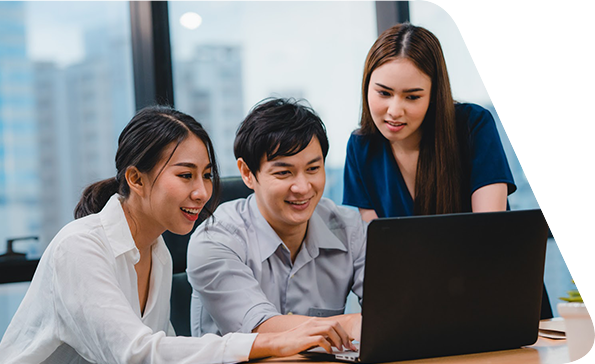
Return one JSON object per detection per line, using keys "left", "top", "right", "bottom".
{"left": 343, "top": 133, "right": 374, "bottom": 209}
{"left": 52, "top": 233, "right": 257, "bottom": 364}
{"left": 466, "top": 105, "right": 517, "bottom": 195}
{"left": 187, "top": 226, "right": 281, "bottom": 335}
{"left": 349, "top": 214, "right": 367, "bottom": 305}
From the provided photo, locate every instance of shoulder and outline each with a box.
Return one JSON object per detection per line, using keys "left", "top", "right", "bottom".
{"left": 347, "top": 131, "right": 383, "bottom": 149}
{"left": 346, "top": 131, "right": 388, "bottom": 162}
{"left": 189, "top": 198, "right": 252, "bottom": 253}
{"left": 315, "top": 198, "right": 364, "bottom": 230}
{"left": 455, "top": 102, "right": 496, "bottom": 129}
{"left": 210, "top": 198, "right": 252, "bottom": 234}
{"left": 49, "top": 215, "right": 113, "bottom": 263}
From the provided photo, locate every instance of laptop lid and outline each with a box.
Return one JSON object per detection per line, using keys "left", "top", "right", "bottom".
{"left": 359, "top": 209, "right": 549, "bottom": 363}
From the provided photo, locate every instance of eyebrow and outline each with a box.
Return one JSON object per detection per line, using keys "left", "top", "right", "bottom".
{"left": 172, "top": 162, "right": 212, "bottom": 170}
{"left": 374, "top": 82, "right": 425, "bottom": 93}
{"left": 270, "top": 156, "right": 323, "bottom": 168}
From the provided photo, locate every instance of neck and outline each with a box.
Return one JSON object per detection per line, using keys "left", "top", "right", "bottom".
{"left": 273, "top": 223, "right": 308, "bottom": 263}
{"left": 390, "top": 133, "right": 422, "bottom": 155}
{"left": 121, "top": 197, "right": 164, "bottom": 252}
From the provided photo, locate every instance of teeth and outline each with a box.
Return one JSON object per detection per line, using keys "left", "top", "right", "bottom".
{"left": 287, "top": 200, "right": 308, "bottom": 205}
{"left": 181, "top": 207, "right": 199, "bottom": 214}
{"left": 387, "top": 121, "right": 404, "bottom": 127}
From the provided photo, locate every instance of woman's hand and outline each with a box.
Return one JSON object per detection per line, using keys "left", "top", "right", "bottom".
{"left": 249, "top": 317, "right": 357, "bottom": 359}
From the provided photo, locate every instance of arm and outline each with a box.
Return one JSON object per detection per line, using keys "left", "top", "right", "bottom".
{"left": 250, "top": 317, "right": 358, "bottom": 357}
{"left": 187, "top": 230, "right": 282, "bottom": 335}
{"left": 471, "top": 183, "right": 508, "bottom": 212}
{"left": 188, "top": 233, "right": 361, "bottom": 342}
{"left": 343, "top": 134, "right": 376, "bottom": 212}
{"left": 358, "top": 208, "right": 379, "bottom": 223}
{"left": 52, "top": 234, "right": 256, "bottom": 364}
{"left": 253, "top": 313, "right": 361, "bottom": 342}
{"left": 466, "top": 105, "right": 516, "bottom": 197}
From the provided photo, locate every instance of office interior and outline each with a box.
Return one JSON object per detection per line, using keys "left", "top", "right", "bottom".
{"left": 0, "top": 1, "right": 574, "bottom": 338}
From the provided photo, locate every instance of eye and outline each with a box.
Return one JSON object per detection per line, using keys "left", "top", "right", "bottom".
{"left": 406, "top": 95, "right": 421, "bottom": 100}
{"left": 377, "top": 90, "right": 391, "bottom": 97}
{"left": 178, "top": 173, "right": 192, "bottom": 179}
{"left": 307, "top": 166, "right": 320, "bottom": 173}
{"left": 274, "top": 170, "right": 291, "bottom": 177}
{"left": 203, "top": 172, "right": 213, "bottom": 180}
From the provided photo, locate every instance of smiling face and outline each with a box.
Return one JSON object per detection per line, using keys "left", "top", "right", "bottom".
{"left": 143, "top": 134, "right": 213, "bottom": 236}
{"left": 240, "top": 137, "right": 325, "bottom": 238}
{"left": 367, "top": 58, "right": 432, "bottom": 148}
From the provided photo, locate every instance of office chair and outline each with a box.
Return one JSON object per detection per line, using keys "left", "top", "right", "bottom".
{"left": 167, "top": 176, "right": 253, "bottom": 336}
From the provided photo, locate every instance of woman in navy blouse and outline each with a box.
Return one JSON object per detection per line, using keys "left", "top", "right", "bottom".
{"left": 343, "top": 23, "right": 516, "bottom": 221}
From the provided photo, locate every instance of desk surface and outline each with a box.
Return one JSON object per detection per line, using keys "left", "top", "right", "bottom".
{"left": 253, "top": 337, "right": 569, "bottom": 364}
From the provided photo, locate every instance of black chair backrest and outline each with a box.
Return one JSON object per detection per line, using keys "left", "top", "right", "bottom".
{"left": 163, "top": 176, "right": 253, "bottom": 274}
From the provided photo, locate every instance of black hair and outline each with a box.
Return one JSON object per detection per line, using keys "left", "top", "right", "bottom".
{"left": 234, "top": 98, "right": 329, "bottom": 178}
{"left": 74, "top": 105, "right": 220, "bottom": 220}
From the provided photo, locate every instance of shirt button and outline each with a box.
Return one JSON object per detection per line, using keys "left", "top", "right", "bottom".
{"left": 287, "top": 312, "right": 293, "bottom": 315}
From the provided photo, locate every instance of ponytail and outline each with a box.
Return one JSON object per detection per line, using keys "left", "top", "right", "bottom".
{"left": 74, "top": 177, "right": 120, "bottom": 219}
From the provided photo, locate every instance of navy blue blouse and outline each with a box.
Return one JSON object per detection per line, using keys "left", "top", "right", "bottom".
{"left": 343, "top": 103, "right": 516, "bottom": 217}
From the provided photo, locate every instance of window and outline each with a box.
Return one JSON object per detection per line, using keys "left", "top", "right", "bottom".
{"left": 169, "top": 1, "right": 378, "bottom": 202}
{"left": 0, "top": 1, "right": 134, "bottom": 336}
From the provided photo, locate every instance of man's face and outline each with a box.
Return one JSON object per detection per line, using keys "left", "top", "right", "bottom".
{"left": 242, "top": 137, "right": 326, "bottom": 237}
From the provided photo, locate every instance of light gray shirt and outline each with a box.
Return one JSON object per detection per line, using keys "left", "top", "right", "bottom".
{"left": 187, "top": 194, "right": 367, "bottom": 336}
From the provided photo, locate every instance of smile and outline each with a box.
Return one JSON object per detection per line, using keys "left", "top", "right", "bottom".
{"left": 386, "top": 120, "right": 405, "bottom": 127}
{"left": 286, "top": 200, "right": 309, "bottom": 205}
{"left": 180, "top": 207, "right": 200, "bottom": 215}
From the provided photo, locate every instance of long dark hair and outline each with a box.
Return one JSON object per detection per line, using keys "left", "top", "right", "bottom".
{"left": 358, "top": 23, "right": 469, "bottom": 215}
{"left": 74, "top": 105, "right": 220, "bottom": 220}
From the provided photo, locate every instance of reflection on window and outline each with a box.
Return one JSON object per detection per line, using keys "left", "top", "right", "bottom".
{"left": 169, "top": 1, "right": 378, "bottom": 203}
{"left": 410, "top": 0, "right": 584, "bottom": 310}
{"left": 0, "top": 1, "right": 134, "bottom": 336}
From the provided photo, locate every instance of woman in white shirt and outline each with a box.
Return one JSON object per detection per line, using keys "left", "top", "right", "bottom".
{"left": 0, "top": 106, "right": 354, "bottom": 364}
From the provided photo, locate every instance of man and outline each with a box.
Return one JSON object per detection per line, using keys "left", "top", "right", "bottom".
{"left": 187, "top": 98, "right": 365, "bottom": 345}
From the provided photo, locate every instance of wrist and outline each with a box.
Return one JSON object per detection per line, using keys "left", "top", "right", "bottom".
{"left": 249, "top": 332, "right": 281, "bottom": 359}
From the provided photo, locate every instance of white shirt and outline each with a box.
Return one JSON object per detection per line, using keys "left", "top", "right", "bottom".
{"left": 0, "top": 194, "right": 256, "bottom": 364}
{"left": 188, "top": 195, "right": 366, "bottom": 336}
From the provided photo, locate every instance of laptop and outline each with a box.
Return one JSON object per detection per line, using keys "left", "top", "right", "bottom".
{"left": 308, "top": 209, "right": 549, "bottom": 363}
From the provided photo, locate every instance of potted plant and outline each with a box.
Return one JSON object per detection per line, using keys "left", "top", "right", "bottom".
{"left": 558, "top": 281, "right": 595, "bottom": 361}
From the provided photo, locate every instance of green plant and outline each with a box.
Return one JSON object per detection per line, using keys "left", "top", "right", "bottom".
{"left": 560, "top": 273, "right": 595, "bottom": 302}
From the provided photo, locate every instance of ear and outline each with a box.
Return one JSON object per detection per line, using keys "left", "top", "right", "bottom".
{"left": 125, "top": 166, "right": 148, "bottom": 197}
{"left": 237, "top": 158, "right": 255, "bottom": 190}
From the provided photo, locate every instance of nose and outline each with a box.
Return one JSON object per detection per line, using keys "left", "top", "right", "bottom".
{"left": 191, "top": 179, "right": 211, "bottom": 202}
{"left": 290, "top": 173, "right": 310, "bottom": 195}
{"left": 387, "top": 98, "right": 405, "bottom": 119}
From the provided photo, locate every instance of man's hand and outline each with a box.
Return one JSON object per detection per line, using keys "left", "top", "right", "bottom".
{"left": 249, "top": 317, "right": 357, "bottom": 359}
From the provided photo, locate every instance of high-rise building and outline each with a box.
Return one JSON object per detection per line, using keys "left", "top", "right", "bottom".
{"left": 0, "top": 2, "right": 40, "bottom": 255}
{"left": 33, "top": 24, "right": 134, "bottom": 245}
{"left": 175, "top": 45, "right": 245, "bottom": 176}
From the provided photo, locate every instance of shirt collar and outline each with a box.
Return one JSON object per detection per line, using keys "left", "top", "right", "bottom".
{"left": 98, "top": 194, "right": 169, "bottom": 265}
{"left": 305, "top": 210, "right": 348, "bottom": 254}
{"left": 247, "top": 195, "right": 286, "bottom": 262}
{"left": 247, "top": 195, "right": 348, "bottom": 263}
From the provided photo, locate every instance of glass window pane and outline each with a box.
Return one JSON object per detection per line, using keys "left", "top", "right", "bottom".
{"left": 169, "top": 1, "right": 377, "bottom": 203}
{"left": 0, "top": 1, "right": 135, "bottom": 336}
{"left": 410, "top": 0, "right": 584, "bottom": 316}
